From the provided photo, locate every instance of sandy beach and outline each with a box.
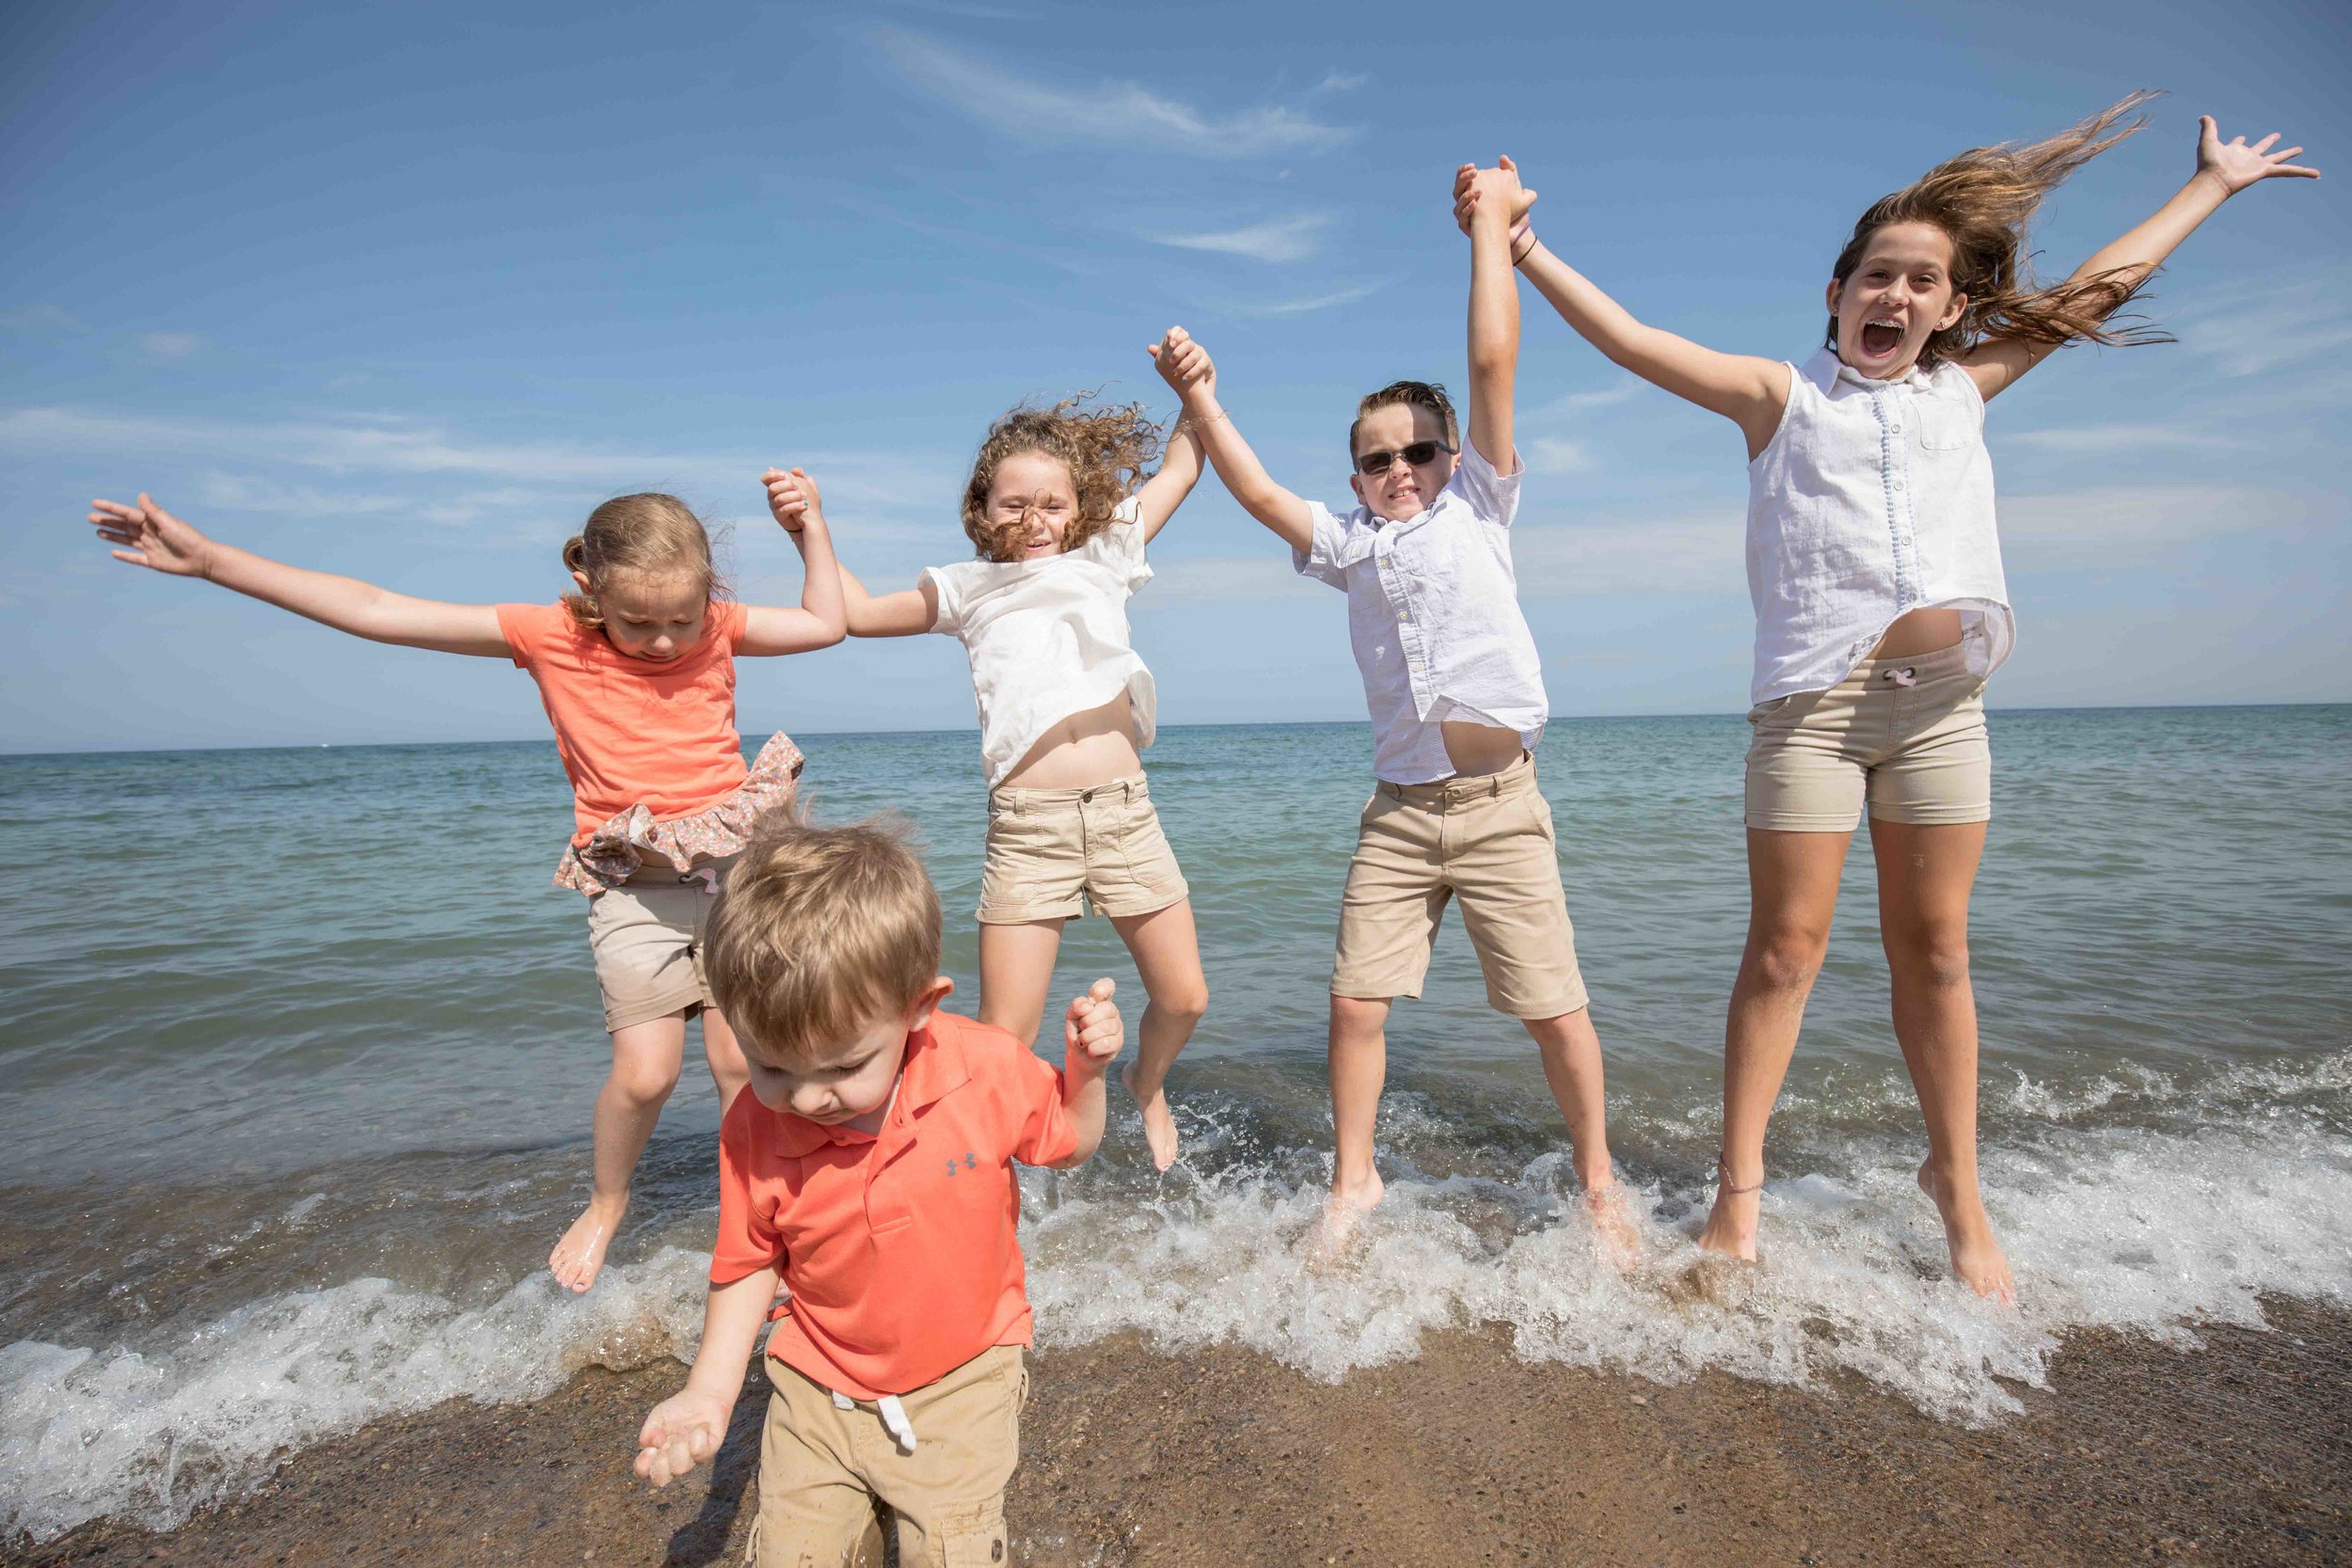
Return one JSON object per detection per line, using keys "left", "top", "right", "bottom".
{"left": 24, "top": 1297, "right": 2348, "bottom": 1567}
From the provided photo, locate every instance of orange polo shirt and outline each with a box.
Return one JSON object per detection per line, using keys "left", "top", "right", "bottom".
{"left": 495, "top": 600, "right": 751, "bottom": 845}
{"left": 710, "top": 1009, "right": 1077, "bottom": 1399}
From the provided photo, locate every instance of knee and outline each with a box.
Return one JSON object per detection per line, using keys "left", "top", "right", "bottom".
{"left": 1150, "top": 979, "right": 1209, "bottom": 1029}
{"left": 608, "top": 1054, "right": 680, "bottom": 1108}
{"left": 1741, "top": 929, "right": 1828, "bottom": 996}
{"left": 1886, "top": 927, "right": 1971, "bottom": 990}
{"left": 1329, "top": 994, "right": 1388, "bottom": 1041}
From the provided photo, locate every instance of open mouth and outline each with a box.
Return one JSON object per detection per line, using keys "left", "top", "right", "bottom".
{"left": 1859, "top": 317, "right": 1905, "bottom": 358}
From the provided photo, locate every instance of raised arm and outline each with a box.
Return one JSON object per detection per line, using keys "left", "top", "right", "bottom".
{"left": 1148, "top": 326, "right": 1315, "bottom": 555}
{"left": 763, "top": 468, "right": 938, "bottom": 637}
{"left": 1132, "top": 378, "right": 1204, "bottom": 544}
{"left": 1463, "top": 159, "right": 1522, "bottom": 472}
{"left": 744, "top": 467, "right": 847, "bottom": 656}
{"left": 88, "top": 493, "right": 508, "bottom": 657}
{"left": 1961, "top": 115, "right": 2320, "bottom": 402}
{"left": 1457, "top": 165, "right": 1790, "bottom": 460}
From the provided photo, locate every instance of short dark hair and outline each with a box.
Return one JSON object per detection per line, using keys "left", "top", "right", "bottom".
{"left": 1348, "top": 380, "right": 1459, "bottom": 461}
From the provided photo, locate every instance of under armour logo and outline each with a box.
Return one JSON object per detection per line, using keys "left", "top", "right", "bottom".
{"left": 943, "top": 1151, "right": 978, "bottom": 1177}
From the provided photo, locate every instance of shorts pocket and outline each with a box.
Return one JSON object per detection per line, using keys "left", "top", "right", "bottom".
{"left": 937, "top": 1500, "right": 1010, "bottom": 1567}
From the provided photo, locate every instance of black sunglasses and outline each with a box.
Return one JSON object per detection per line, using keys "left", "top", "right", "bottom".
{"left": 1354, "top": 440, "right": 1456, "bottom": 476}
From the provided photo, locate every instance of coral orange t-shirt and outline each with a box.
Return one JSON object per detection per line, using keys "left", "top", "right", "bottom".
{"left": 495, "top": 601, "right": 751, "bottom": 845}
{"left": 709, "top": 1010, "right": 1078, "bottom": 1400}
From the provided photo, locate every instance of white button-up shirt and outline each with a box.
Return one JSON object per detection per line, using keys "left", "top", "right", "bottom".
{"left": 1745, "top": 347, "right": 2013, "bottom": 707}
{"left": 1295, "top": 442, "right": 1546, "bottom": 784}
{"left": 926, "top": 497, "right": 1156, "bottom": 787}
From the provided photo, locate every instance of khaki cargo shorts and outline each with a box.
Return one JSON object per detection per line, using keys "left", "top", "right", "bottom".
{"left": 1745, "top": 642, "right": 1992, "bottom": 832}
{"left": 582, "top": 856, "right": 734, "bottom": 1034}
{"left": 1330, "top": 752, "right": 1590, "bottom": 1021}
{"left": 748, "top": 1343, "right": 1027, "bottom": 1568}
{"left": 977, "top": 774, "right": 1189, "bottom": 925}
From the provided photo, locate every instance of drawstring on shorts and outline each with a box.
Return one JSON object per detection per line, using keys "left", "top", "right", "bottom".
{"left": 832, "top": 1388, "right": 918, "bottom": 1453}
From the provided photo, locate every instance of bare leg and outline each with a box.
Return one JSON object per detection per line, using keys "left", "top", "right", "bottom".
{"left": 1327, "top": 994, "right": 1392, "bottom": 1223}
{"left": 1107, "top": 900, "right": 1209, "bottom": 1170}
{"left": 1870, "top": 817, "right": 2013, "bottom": 1303}
{"left": 700, "top": 1006, "right": 750, "bottom": 1109}
{"left": 977, "top": 918, "right": 1068, "bottom": 1047}
{"left": 1698, "top": 828, "right": 1851, "bottom": 1260}
{"left": 1521, "top": 1006, "right": 1639, "bottom": 1263}
{"left": 549, "top": 1012, "right": 689, "bottom": 1292}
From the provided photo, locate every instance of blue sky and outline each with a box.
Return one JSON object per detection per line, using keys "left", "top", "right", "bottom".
{"left": 4, "top": 0, "right": 2345, "bottom": 752}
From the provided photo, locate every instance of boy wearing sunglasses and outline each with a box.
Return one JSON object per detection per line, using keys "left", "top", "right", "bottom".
{"left": 1148, "top": 158, "right": 1631, "bottom": 1255}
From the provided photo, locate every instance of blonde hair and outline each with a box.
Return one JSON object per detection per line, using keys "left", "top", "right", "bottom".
{"left": 1827, "top": 92, "right": 2169, "bottom": 372}
{"left": 961, "top": 395, "right": 1163, "bottom": 562}
{"left": 702, "top": 813, "right": 942, "bottom": 1064}
{"left": 1348, "top": 380, "right": 1459, "bottom": 461}
{"left": 560, "top": 493, "right": 727, "bottom": 629}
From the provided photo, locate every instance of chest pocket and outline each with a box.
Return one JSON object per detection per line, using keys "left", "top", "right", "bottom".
{"left": 1914, "top": 392, "right": 1979, "bottom": 452}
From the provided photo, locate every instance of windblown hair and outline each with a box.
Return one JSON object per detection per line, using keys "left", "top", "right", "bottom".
{"left": 560, "top": 493, "right": 726, "bottom": 629}
{"left": 1827, "top": 91, "right": 2171, "bottom": 370}
{"left": 961, "top": 395, "right": 1164, "bottom": 562}
{"left": 702, "top": 811, "right": 943, "bottom": 1065}
{"left": 1349, "top": 380, "right": 1459, "bottom": 461}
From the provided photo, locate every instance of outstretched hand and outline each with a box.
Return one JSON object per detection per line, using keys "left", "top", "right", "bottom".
{"left": 1452, "top": 155, "right": 1538, "bottom": 237}
{"left": 1149, "top": 325, "right": 1215, "bottom": 401}
{"left": 763, "top": 467, "right": 822, "bottom": 534}
{"left": 635, "top": 1387, "right": 732, "bottom": 1488}
{"left": 1063, "top": 977, "right": 1122, "bottom": 1071}
{"left": 89, "top": 494, "right": 211, "bottom": 576}
{"left": 2196, "top": 115, "right": 2319, "bottom": 196}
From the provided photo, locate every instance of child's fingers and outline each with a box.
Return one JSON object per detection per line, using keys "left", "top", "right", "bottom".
{"left": 1089, "top": 976, "right": 1116, "bottom": 1003}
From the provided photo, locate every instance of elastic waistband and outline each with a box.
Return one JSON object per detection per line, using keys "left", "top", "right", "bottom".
{"left": 1842, "top": 641, "right": 1974, "bottom": 687}
{"left": 989, "top": 773, "right": 1150, "bottom": 809}
{"left": 1376, "top": 751, "right": 1535, "bottom": 805}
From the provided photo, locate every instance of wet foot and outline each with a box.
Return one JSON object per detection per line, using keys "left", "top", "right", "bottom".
{"left": 1696, "top": 1163, "right": 1762, "bottom": 1261}
{"left": 1120, "top": 1059, "right": 1181, "bottom": 1171}
{"left": 1310, "top": 1167, "right": 1385, "bottom": 1269}
{"left": 549, "top": 1194, "right": 627, "bottom": 1294}
{"left": 1917, "top": 1159, "right": 2016, "bottom": 1306}
{"left": 1584, "top": 1181, "right": 1644, "bottom": 1270}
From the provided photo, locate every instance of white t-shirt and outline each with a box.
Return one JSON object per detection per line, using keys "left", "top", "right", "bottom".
{"left": 924, "top": 497, "right": 1157, "bottom": 787}
{"left": 1294, "top": 442, "right": 1547, "bottom": 784}
{"left": 1745, "top": 348, "right": 2013, "bottom": 706}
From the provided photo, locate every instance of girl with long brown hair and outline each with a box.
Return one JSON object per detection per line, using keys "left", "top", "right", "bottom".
{"left": 1455, "top": 102, "right": 2318, "bottom": 1300}
{"left": 776, "top": 350, "right": 1209, "bottom": 1170}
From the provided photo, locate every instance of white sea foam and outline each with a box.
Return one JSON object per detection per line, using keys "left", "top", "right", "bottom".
{"left": 0, "top": 1248, "right": 709, "bottom": 1544}
{"left": 5, "top": 1064, "right": 2348, "bottom": 1544}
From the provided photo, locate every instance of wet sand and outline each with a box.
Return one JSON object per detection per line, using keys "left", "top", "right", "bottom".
{"left": 24, "top": 1298, "right": 2351, "bottom": 1566}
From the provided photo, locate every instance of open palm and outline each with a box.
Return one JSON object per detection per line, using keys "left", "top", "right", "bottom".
{"left": 90, "top": 494, "right": 211, "bottom": 576}
{"left": 2198, "top": 116, "right": 2319, "bottom": 196}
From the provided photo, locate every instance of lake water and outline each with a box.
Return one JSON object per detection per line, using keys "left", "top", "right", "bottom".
{"left": 3, "top": 708, "right": 2348, "bottom": 1541}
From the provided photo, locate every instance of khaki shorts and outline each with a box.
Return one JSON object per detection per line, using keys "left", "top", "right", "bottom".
{"left": 1331, "top": 753, "right": 1590, "bottom": 1021}
{"left": 582, "top": 856, "right": 733, "bottom": 1034}
{"left": 748, "top": 1343, "right": 1026, "bottom": 1568}
{"left": 1745, "top": 642, "right": 1992, "bottom": 832}
{"left": 977, "top": 775, "right": 1189, "bottom": 925}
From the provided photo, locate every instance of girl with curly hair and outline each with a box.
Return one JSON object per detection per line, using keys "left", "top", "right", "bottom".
{"left": 1457, "top": 101, "right": 2319, "bottom": 1301}
{"left": 780, "top": 349, "right": 1207, "bottom": 1167}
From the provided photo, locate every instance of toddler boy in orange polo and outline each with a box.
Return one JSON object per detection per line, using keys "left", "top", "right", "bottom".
{"left": 632, "top": 816, "right": 1123, "bottom": 1568}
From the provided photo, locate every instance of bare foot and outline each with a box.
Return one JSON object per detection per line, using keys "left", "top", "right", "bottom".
{"left": 549, "top": 1195, "right": 627, "bottom": 1294}
{"left": 1584, "top": 1182, "right": 1644, "bottom": 1270}
{"left": 1120, "top": 1059, "right": 1181, "bottom": 1171}
{"left": 1917, "top": 1160, "right": 2016, "bottom": 1306}
{"left": 1309, "top": 1166, "right": 1385, "bottom": 1270}
{"left": 1696, "top": 1166, "right": 1762, "bottom": 1262}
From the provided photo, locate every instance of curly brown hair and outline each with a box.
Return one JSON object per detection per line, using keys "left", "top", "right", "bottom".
{"left": 961, "top": 394, "right": 1165, "bottom": 562}
{"left": 560, "top": 492, "right": 729, "bottom": 629}
{"left": 1828, "top": 91, "right": 2169, "bottom": 371}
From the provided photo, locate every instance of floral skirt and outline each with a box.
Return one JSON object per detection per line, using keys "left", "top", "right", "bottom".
{"left": 552, "top": 731, "right": 804, "bottom": 897}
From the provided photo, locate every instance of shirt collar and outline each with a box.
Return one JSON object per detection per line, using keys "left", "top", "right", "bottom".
{"left": 767, "top": 1016, "right": 973, "bottom": 1158}
{"left": 1803, "top": 345, "right": 1934, "bottom": 394}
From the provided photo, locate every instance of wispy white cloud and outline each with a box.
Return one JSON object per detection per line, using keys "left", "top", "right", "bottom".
{"left": 135, "top": 332, "right": 207, "bottom": 359}
{"left": 1314, "top": 71, "right": 1366, "bottom": 93}
{"left": 1525, "top": 436, "right": 1597, "bottom": 475}
{"left": 1212, "top": 281, "right": 1383, "bottom": 318}
{"left": 4, "top": 302, "right": 86, "bottom": 333}
{"left": 872, "top": 28, "right": 1354, "bottom": 158}
{"left": 1997, "top": 483, "right": 2327, "bottom": 562}
{"left": 1532, "top": 380, "right": 1643, "bottom": 418}
{"left": 2178, "top": 279, "right": 2352, "bottom": 377}
{"left": 1139, "top": 555, "right": 1321, "bottom": 602}
{"left": 2004, "top": 423, "right": 2246, "bottom": 455}
{"left": 1148, "top": 213, "right": 1333, "bottom": 263}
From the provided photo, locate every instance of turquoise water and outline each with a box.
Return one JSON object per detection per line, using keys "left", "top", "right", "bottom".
{"left": 4, "top": 709, "right": 2349, "bottom": 1540}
